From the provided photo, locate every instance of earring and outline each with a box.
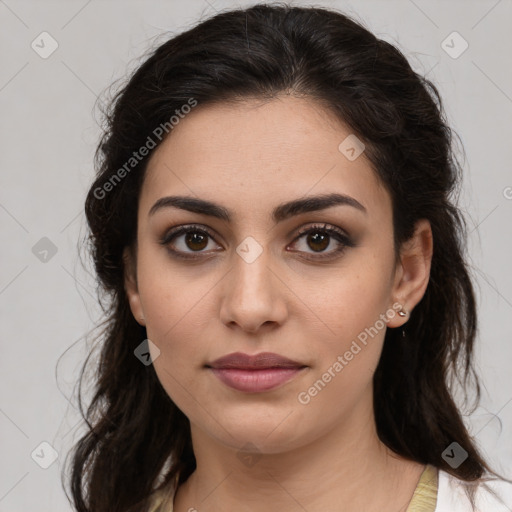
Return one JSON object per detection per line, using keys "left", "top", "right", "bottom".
{"left": 398, "top": 307, "right": 408, "bottom": 338}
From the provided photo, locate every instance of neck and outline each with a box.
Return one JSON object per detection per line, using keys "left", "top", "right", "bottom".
{"left": 173, "top": 397, "right": 424, "bottom": 512}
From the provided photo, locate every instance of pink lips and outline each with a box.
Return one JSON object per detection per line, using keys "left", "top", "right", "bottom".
{"left": 206, "top": 352, "right": 307, "bottom": 392}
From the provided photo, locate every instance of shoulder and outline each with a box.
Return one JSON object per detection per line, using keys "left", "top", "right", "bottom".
{"left": 435, "top": 469, "right": 512, "bottom": 512}
{"left": 147, "top": 476, "right": 179, "bottom": 512}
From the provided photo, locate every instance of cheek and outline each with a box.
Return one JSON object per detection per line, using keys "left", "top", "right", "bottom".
{"left": 151, "top": 333, "right": 203, "bottom": 418}
{"left": 303, "top": 259, "right": 393, "bottom": 343}
{"left": 143, "top": 295, "right": 208, "bottom": 418}
{"left": 140, "top": 277, "right": 210, "bottom": 371}
{"left": 300, "top": 251, "right": 393, "bottom": 397}
{"left": 135, "top": 253, "right": 215, "bottom": 410}
{"left": 297, "top": 299, "right": 388, "bottom": 422}
{"left": 136, "top": 242, "right": 212, "bottom": 336}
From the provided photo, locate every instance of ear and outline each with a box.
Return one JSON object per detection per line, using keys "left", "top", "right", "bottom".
{"left": 387, "top": 219, "right": 433, "bottom": 328}
{"left": 123, "top": 246, "right": 146, "bottom": 326}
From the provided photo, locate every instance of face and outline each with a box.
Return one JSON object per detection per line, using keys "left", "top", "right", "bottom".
{"left": 124, "top": 96, "right": 429, "bottom": 454}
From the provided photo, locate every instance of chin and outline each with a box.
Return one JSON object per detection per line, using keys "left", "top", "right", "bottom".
{"left": 199, "top": 412, "right": 310, "bottom": 454}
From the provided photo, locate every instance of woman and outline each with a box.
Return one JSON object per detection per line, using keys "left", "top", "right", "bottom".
{"left": 65, "top": 4, "right": 512, "bottom": 512}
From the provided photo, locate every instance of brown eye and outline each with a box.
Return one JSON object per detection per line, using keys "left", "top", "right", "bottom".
{"left": 183, "top": 231, "right": 209, "bottom": 251}
{"left": 305, "top": 231, "right": 330, "bottom": 252}
{"left": 160, "top": 224, "right": 220, "bottom": 259}
{"left": 289, "top": 223, "right": 355, "bottom": 260}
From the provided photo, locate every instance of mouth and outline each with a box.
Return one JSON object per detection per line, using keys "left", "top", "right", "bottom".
{"left": 205, "top": 352, "right": 307, "bottom": 392}
{"left": 208, "top": 367, "right": 307, "bottom": 392}
{"left": 207, "top": 351, "right": 305, "bottom": 369}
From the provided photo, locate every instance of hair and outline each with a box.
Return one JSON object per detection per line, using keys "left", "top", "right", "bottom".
{"left": 63, "top": 3, "right": 511, "bottom": 511}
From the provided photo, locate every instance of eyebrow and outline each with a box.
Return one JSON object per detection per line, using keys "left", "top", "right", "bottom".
{"left": 148, "top": 193, "right": 367, "bottom": 223}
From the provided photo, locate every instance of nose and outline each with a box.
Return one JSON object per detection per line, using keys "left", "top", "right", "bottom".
{"left": 219, "top": 249, "right": 288, "bottom": 334}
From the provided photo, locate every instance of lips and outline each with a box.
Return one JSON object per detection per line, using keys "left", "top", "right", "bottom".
{"left": 207, "top": 351, "right": 305, "bottom": 370}
{"left": 206, "top": 352, "right": 307, "bottom": 392}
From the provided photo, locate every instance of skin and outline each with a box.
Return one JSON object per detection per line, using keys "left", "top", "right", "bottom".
{"left": 124, "top": 95, "right": 433, "bottom": 512}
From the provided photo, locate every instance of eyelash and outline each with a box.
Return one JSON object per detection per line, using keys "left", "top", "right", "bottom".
{"left": 159, "top": 223, "right": 355, "bottom": 261}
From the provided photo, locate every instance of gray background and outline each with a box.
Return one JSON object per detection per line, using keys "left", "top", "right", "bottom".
{"left": 1, "top": 0, "right": 511, "bottom": 510}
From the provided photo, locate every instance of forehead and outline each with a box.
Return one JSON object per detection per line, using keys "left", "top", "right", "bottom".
{"left": 141, "top": 96, "right": 389, "bottom": 223}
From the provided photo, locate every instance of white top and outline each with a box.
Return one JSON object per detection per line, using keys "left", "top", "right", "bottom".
{"left": 435, "top": 469, "right": 512, "bottom": 511}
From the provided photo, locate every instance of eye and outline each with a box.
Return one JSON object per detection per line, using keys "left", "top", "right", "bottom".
{"left": 159, "top": 224, "right": 221, "bottom": 260}
{"left": 288, "top": 223, "right": 355, "bottom": 260}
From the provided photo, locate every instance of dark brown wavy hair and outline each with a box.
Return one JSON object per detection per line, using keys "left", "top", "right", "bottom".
{"left": 63, "top": 3, "right": 511, "bottom": 511}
